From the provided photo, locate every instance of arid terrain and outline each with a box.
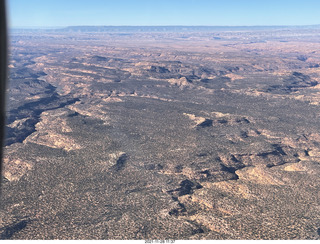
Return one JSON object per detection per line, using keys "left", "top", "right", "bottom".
{"left": 1, "top": 26, "right": 320, "bottom": 239}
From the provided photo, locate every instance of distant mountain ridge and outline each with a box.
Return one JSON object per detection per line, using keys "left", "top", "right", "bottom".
{"left": 10, "top": 24, "right": 320, "bottom": 33}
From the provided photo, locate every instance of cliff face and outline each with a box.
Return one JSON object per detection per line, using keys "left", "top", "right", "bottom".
{"left": 1, "top": 27, "right": 320, "bottom": 240}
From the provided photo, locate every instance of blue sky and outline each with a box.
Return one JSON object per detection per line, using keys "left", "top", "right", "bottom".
{"left": 8, "top": 0, "right": 320, "bottom": 27}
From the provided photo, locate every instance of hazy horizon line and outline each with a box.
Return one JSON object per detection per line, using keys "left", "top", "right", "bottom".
{"left": 10, "top": 24, "right": 320, "bottom": 29}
